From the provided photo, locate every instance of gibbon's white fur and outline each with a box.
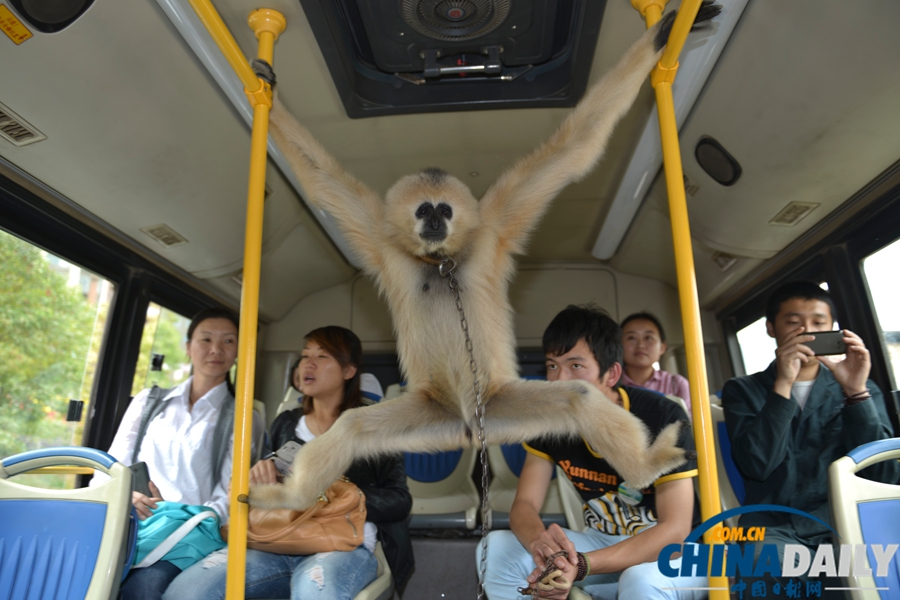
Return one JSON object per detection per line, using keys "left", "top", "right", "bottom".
{"left": 251, "top": 5, "right": 718, "bottom": 510}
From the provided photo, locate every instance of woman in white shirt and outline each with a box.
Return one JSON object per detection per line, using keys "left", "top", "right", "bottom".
{"left": 97, "top": 308, "right": 252, "bottom": 600}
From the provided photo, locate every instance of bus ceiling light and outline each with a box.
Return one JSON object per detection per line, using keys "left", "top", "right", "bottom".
{"left": 591, "top": 0, "right": 750, "bottom": 261}
{"left": 153, "top": 0, "right": 362, "bottom": 269}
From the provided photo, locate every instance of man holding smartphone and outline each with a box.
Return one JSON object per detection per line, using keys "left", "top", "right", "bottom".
{"left": 722, "top": 281, "right": 898, "bottom": 595}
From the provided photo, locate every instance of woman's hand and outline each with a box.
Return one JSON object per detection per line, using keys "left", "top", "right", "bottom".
{"left": 132, "top": 481, "right": 163, "bottom": 520}
{"left": 249, "top": 458, "right": 280, "bottom": 485}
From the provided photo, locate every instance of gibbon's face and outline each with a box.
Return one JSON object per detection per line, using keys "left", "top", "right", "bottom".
{"left": 385, "top": 169, "right": 479, "bottom": 257}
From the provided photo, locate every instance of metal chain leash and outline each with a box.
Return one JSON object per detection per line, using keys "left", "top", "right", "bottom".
{"left": 438, "top": 257, "right": 491, "bottom": 600}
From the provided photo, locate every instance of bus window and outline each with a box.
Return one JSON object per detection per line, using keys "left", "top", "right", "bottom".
{"left": 736, "top": 317, "right": 776, "bottom": 376}
{"left": 862, "top": 239, "right": 900, "bottom": 385}
{"left": 131, "top": 303, "right": 192, "bottom": 395}
{"left": 0, "top": 229, "right": 114, "bottom": 488}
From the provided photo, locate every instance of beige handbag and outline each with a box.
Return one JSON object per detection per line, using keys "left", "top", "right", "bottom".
{"left": 222, "top": 478, "right": 366, "bottom": 554}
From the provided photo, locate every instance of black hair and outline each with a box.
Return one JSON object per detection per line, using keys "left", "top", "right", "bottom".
{"left": 620, "top": 312, "right": 667, "bottom": 343}
{"left": 187, "top": 307, "right": 240, "bottom": 342}
{"left": 765, "top": 281, "right": 837, "bottom": 325}
{"left": 187, "top": 307, "right": 240, "bottom": 395}
{"left": 289, "top": 357, "right": 302, "bottom": 392}
{"left": 543, "top": 304, "right": 622, "bottom": 376}
{"left": 300, "top": 326, "right": 364, "bottom": 415}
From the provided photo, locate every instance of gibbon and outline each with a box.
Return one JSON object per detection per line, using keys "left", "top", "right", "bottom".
{"left": 251, "top": 3, "right": 720, "bottom": 510}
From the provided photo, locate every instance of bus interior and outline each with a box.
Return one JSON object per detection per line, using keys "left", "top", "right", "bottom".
{"left": 1, "top": 0, "right": 900, "bottom": 598}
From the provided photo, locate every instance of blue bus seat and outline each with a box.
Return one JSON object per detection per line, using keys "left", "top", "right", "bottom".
{"left": 404, "top": 448, "right": 479, "bottom": 529}
{"left": 487, "top": 444, "right": 565, "bottom": 530}
{"left": 709, "top": 402, "right": 745, "bottom": 527}
{"left": 385, "top": 384, "right": 478, "bottom": 529}
{"left": 829, "top": 438, "right": 900, "bottom": 600}
{"left": 0, "top": 447, "right": 136, "bottom": 600}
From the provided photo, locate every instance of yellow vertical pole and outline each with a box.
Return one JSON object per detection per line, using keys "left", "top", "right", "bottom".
{"left": 185, "top": 3, "right": 285, "bottom": 600}
{"left": 632, "top": 1, "right": 728, "bottom": 598}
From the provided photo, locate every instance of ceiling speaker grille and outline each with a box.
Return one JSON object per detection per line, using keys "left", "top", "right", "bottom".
{"left": 401, "top": 0, "right": 510, "bottom": 41}
{"left": 140, "top": 224, "right": 188, "bottom": 248}
{"left": 0, "top": 102, "right": 46, "bottom": 147}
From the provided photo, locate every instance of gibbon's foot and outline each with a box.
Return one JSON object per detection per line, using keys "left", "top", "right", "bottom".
{"left": 481, "top": 379, "right": 692, "bottom": 490}
{"left": 248, "top": 480, "right": 320, "bottom": 511}
{"left": 654, "top": 0, "right": 723, "bottom": 52}
{"left": 247, "top": 482, "right": 290, "bottom": 509}
{"left": 251, "top": 58, "right": 276, "bottom": 87}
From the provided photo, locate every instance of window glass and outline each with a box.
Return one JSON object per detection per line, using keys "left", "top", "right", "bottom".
{"left": 862, "top": 239, "right": 900, "bottom": 386}
{"left": 736, "top": 317, "right": 776, "bottom": 376}
{"left": 131, "top": 303, "right": 192, "bottom": 395}
{"left": 0, "top": 229, "right": 114, "bottom": 488}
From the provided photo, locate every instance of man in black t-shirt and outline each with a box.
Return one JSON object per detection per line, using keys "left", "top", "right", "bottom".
{"left": 479, "top": 305, "right": 704, "bottom": 599}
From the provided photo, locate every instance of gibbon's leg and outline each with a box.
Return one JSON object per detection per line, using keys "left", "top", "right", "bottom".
{"left": 483, "top": 379, "right": 688, "bottom": 490}
{"left": 249, "top": 392, "right": 470, "bottom": 510}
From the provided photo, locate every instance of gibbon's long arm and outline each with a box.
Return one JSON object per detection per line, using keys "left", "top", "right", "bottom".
{"left": 479, "top": 2, "right": 720, "bottom": 255}
{"left": 267, "top": 99, "right": 385, "bottom": 271}
{"left": 264, "top": 91, "right": 386, "bottom": 273}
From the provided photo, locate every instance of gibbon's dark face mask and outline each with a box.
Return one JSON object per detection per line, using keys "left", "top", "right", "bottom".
{"left": 415, "top": 202, "right": 452, "bottom": 242}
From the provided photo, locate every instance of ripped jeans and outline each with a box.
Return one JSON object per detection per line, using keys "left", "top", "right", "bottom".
{"left": 161, "top": 546, "right": 378, "bottom": 600}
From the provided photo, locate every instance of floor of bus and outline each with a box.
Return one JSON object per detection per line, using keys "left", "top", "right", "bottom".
{"left": 402, "top": 534, "right": 481, "bottom": 599}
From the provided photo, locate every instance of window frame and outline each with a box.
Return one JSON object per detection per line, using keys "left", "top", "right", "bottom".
{"left": 0, "top": 170, "right": 239, "bottom": 455}
{"left": 714, "top": 161, "right": 900, "bottom": 434}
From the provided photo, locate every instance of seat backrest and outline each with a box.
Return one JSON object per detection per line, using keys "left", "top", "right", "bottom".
{"left": 359, "top": 373, "right": 384, "bottom": 403}
{"left": 276, "top": 387, "right": 303, "bottom": 417}
{"left": 405, "top": 449, "right": 469, "bottom": 489}
{"left": 0, "top": 447, "right": 135, "bottom": 600}
{"left": 829, "top": 438, "right": 900, "bottom": 600}
{"left": 710, "top": 403, "right": 745, "bottom": 510}
{"left": 556, "top": 465, "right": 587, "bottom": 532}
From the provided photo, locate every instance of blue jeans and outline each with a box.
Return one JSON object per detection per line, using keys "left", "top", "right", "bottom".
{"left": 120, "top": 560, "right": 182, "bottom": 600}
{"left": 478, "top": 529, "right": 709, "bottom": 600}
{"left": 162, "top": 546, "right": 378, "bottom": 600}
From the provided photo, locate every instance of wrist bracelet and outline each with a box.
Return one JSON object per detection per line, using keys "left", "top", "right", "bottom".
{"left": 576, "top": 552, "right": 591, "bottom": 581}
{"left": 844, "top": 393, "right": 871, "bottom": 406}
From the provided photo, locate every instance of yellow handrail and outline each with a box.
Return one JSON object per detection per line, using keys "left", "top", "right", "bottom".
{"left": 632, "top": 0, "right": 727, "bottom": 598}
{"left": 186, "top": 3, "right": 285, "bottom": 600}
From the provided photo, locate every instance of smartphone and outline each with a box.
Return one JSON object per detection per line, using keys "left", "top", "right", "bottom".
{"left": 805, "top": 330, "right": 846, "bottom": 356}
{"left": 271, "top": 441, "right": 303, "bottom": 475}
{"left": 129, "top": 461, "right": 153, "bottom": 497}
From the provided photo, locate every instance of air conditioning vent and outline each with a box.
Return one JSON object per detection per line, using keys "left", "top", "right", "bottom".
{"left": 140, "top": 224, "right": 189, "bottom": 248}
{"left": 0, "top": 102, "right": 46, "bottom": 147}
{"left": 711, "top": 251, "right": 737, "bottom": 272}
{"left": 299, "top": 0, "right": 606, "bottom": 117}
{"left": 769, "top": 202, "right": 819, "bottom": 226}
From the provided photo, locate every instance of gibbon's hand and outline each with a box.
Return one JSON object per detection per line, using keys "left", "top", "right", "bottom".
{"left": 249, "top": 458, "right": 280, "bottom": 485}
{"left": 654, "top": 0, "right": 722, "bottom": 52}
{"left": 250, "top": 58, "right": 276, "bottom": 88}
{"left": 132, "top": 480, "right": 163, "bottom": 520}
{"left": 529, "top": 524, "right": 579, "bottom": 574}
{"left": 818, "top": 329, "right": 871, "bottom": 397}
{"left": 773, "top": 326, "right": 816, "bottom": 398}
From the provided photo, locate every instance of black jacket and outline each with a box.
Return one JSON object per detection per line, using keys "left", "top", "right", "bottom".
{"left": 269, "top": 408, "right": 415, "bottom": 587}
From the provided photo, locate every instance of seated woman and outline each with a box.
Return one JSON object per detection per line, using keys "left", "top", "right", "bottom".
{"left": 163, "top": 325, "right": 414, "bottom": 600}
{"left": 620, "top": 312, "right": 692, "bottom": 413}
{"left": 92, "top": 307, "right": 262, "bottom": 600}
